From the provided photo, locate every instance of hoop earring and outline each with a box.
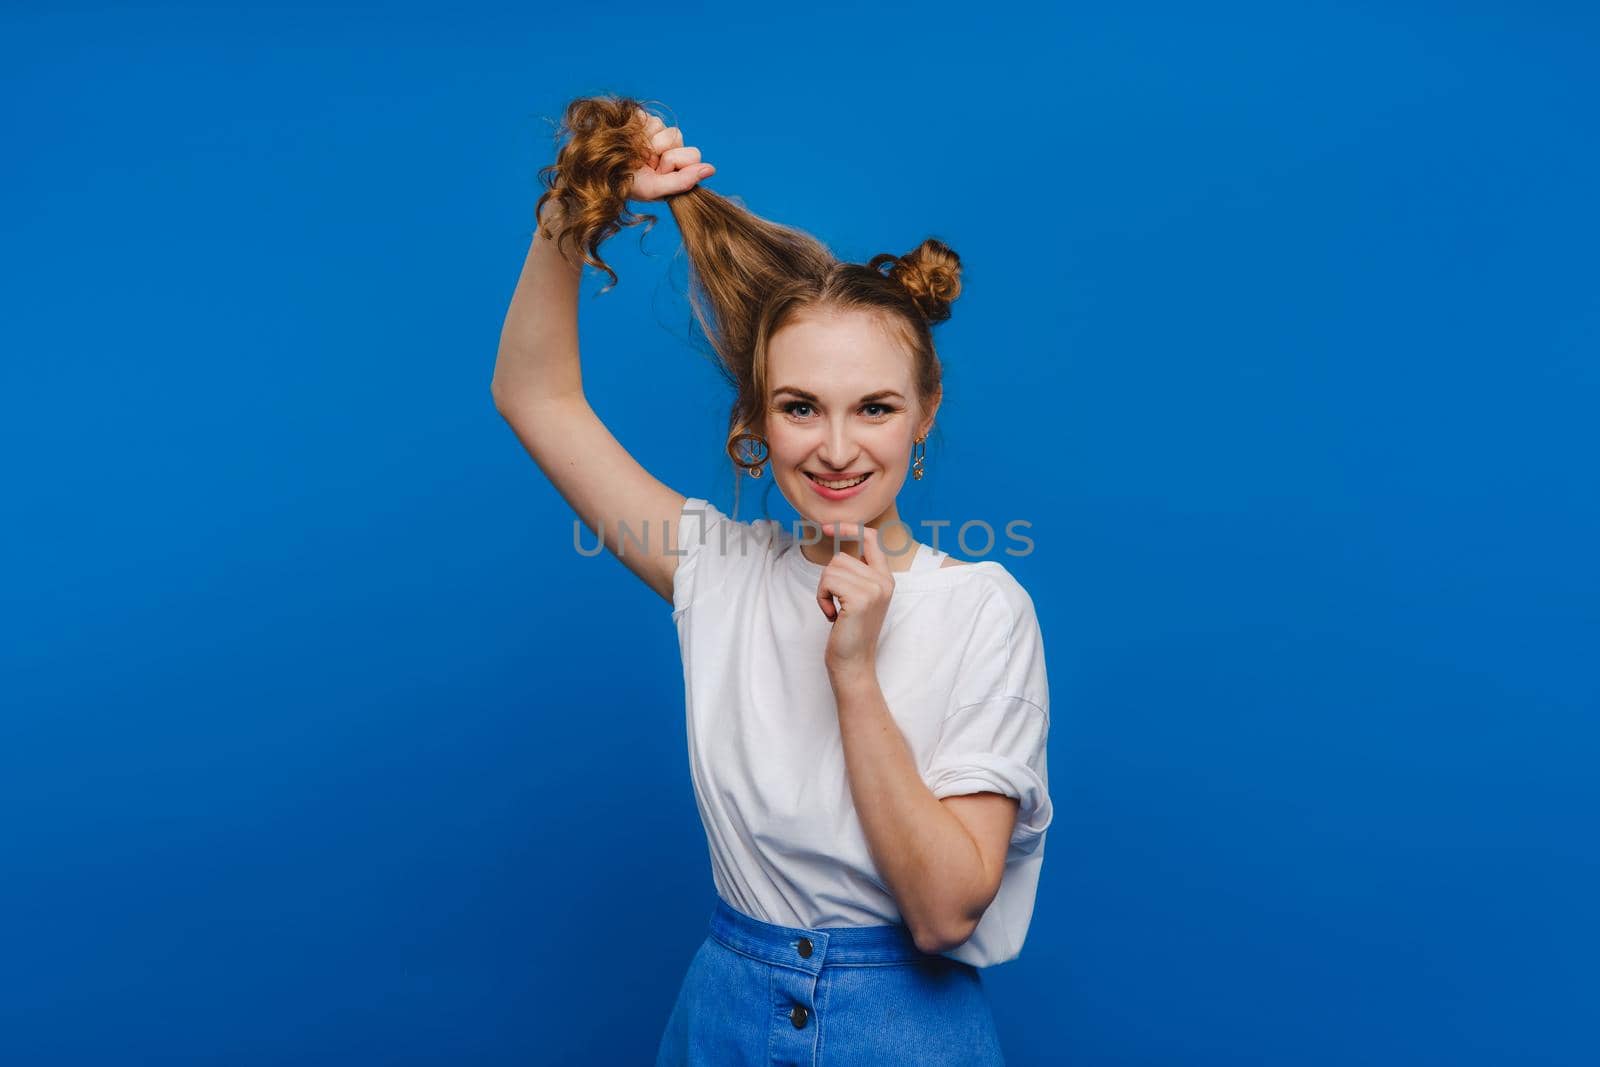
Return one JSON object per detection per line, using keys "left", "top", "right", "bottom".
{"left": 911, "top": 435, "right": 927, "bottom": 480}
{"left": 728, "top": 432, "right": 770, "bottom": 478}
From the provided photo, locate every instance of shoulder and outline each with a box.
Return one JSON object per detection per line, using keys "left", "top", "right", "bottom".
{"left": 679, "top": 497, "right": 784, "bottom": 550}
{"left": 931, "top": 559, "right": 1042, "bottom": 661}
{"left": 963, "top": 560, "right": 1039, "bottom": 629}
{"left": 674, "top": 497, "right": 785, "bottom": 616}
{"left": 949, "top": 562, "right": 1049, "bottom": 711}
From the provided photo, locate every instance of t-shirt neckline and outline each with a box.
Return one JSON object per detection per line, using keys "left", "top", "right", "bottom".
{"left": 777, "top": 528, "right": 1000, "bottom": 591}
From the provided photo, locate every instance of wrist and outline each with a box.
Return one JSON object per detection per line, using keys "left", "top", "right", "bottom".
{"left": 827, "top": 660, "right": 877, "bottom": 692}
{"left": 535, "top": 202, "right": 584, "bottom": 270}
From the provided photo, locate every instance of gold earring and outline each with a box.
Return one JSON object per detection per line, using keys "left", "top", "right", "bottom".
{"left": 729, "top": 432, "right": 770, "bottom": 478}
{"left": 912, "top": 435, "right": 927, "bottom": 480}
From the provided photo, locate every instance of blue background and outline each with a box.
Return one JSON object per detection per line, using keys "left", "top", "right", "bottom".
{"left": 4, "top": 2, "right": 1595, "bottom": 1064}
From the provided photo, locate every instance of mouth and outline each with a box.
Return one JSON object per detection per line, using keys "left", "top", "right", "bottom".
{"left": 804, "top": 471, "right": 874, "bottom": 499}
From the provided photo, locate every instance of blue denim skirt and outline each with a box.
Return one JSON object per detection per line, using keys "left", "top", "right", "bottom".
{"left": 655, "top": 896, "right": 1006, "bottom": 1066}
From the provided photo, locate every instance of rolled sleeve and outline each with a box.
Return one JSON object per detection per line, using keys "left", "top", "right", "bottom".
{"left": 924, "top": 695, "right": 1054, "bottom": 854}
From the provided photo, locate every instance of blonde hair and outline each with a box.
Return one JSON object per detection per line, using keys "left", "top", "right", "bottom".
{"left": 534, "top": 94, "right": 962, "bottom": 485}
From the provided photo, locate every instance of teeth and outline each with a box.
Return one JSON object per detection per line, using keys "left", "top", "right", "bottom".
{"left": 811, "top": 473, "right": 868, "bottom": 490}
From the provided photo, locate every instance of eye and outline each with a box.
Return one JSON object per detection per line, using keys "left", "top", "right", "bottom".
{"left": 779, "top": 400, "right": 897, "bottom": 418}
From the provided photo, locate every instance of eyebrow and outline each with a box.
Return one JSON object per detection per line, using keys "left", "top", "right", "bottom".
{"left": 771, "top": 387, "right": 906, "bottom": 403}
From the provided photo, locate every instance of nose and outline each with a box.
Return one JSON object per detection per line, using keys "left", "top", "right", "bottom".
{"left": 816, "top": 416, "right": 858, "bottom": 469}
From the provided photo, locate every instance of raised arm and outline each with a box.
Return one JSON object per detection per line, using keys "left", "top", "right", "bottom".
{"left": 490, "top": 104, "right": 716, "bottom": 605}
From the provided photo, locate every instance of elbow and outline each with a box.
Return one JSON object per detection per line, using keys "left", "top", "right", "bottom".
{"left": 911, "top": 883, "right": 994, "bottom": 954}
{"left": 490, "top": 376, "right": 538, "bottom": 423}
{"left": 490, "top": 375, "right": 517, "bottom": 416}
{"left": 907, "top": 868, "right": 997, "bottom": 955}
{"left": 490, "top": 361, "right": 537, "bottom": 414}
{"left": 490, "top": 374, "right": 585, "bottom": 419}
{"left": 911, "top": 915, "right": 979, "bottom": 956}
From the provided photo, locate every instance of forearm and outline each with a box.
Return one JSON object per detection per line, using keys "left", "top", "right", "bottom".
{"left": 830, "top": 667, "right": 987, "bottom": 953}
{"left": 491, "top": 200, "right": 589, "bottom": 407}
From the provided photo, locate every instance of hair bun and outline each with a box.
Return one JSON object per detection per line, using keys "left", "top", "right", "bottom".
{"left": 868, "top": 238, "right": 962, "bottom": 324}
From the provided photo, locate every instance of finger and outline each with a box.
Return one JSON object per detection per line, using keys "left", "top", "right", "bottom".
{"left": 817, "top": 557, "right": 867, "bottom": 605}
{"left": 646, "top": 164, "right": 715, "bottom": 197}
{"left": 650, "top": 126, "right": 685, "bottom": 155}
{"left": 816, "top": 571, "right": 867, "bottom": 621}
{"left": 827, "top": 552, "right": 874, "bottom": 579}
{"left": 820, "top": 522, "right": 866, "bottom": 562}
{"left": 816, "top": 579, "right": 838, "bottom": 621}
{"left": 637, "top": 113, "right": 665, "bottom": 155}
{"left": 828, "top": 557, "right": 891, "bottom": 608}
{"left": 857, "top": 524, "right": 891, "bottom": 575}
{"left": 657, "top": 146, "right": 702, "bottom": 172}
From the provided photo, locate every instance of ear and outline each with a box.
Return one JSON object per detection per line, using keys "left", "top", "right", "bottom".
{"left": 918, "top": 388, "right": 942, "bottom": 439}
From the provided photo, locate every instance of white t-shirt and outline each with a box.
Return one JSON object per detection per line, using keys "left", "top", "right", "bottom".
{"left": 670, "top": 496, "right": 1053, "bottom": 968}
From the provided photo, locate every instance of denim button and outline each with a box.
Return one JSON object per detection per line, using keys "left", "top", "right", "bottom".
{"left": 797, "top": 938, "right": 813, "bottom": 959}
{"left": 790, "top": 1004, "right": 809, "bottom": 1028}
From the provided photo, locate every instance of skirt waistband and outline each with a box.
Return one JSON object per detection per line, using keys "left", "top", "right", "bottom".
{"left": 708, "top": 896, "right": 941, "bottom": 971}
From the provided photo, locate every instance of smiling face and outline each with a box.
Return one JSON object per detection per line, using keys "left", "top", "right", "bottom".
{"left": 763, "top": 307, "right": 938, "bottom": 549}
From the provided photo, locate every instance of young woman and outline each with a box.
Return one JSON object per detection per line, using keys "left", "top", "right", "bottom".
{"left": 492, "top": 95, "right": 1053, "bottom": 1066}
